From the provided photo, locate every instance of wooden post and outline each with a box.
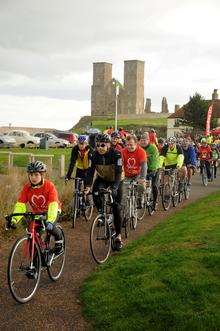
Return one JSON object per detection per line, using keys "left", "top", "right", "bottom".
{"left": 60, "top": 154, "right": 65, "bottom": 178}
{"left": 8, "top": 152, "right": 13, "bottom": 168}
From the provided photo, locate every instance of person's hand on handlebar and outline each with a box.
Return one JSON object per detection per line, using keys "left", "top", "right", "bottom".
{"left": 84, "top": 187, "right": 91, "bottom": 195}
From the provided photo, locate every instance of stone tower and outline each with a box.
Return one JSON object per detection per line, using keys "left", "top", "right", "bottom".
{"left": 145, "top": 98, "right": 151, "bottom": 113}
{"left": 174, "top": 104, "right": 180, "bottom": 113}
{"left": 161, "top": 97, "right": 169, "bottom": 113}
{"left": 212, "top": 89, "right": 219, "bottom": 100}
{"left": 123, "top": 60, "right": 145, "bottom": 115}
{"left": 91, "top": 62, "right": 115, "bottom": 116}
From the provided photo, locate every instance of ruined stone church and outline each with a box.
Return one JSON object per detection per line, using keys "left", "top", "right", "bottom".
{"left": 91, "top": 60, "right": 169, "bottom": 117}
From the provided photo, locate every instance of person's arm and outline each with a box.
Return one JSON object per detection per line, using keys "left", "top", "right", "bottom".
{"left": 139, "top": 161, "right": 148, "bottom": 179}
{"left": 85, "top": 154, "right": 96, "bottom": 187}
{"left": 65, "top": 146, "right": 78, "bottom": 179}
{"left": 12, "top": 185, "right": 28, "bottom": 224}
{"left": 176, "top": 145, "right": 184, "bottom": 168}
{"left": 113, "top": 152, "right": 123, "bottom": 189}
{"left": 158, "top": 145, "right": 167, "bottom": 168}
{"left": 47, "top": 183, "right": 60, "bottom": 223}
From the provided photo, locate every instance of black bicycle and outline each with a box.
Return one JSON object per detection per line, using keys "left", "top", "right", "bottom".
{"left": 90, "top": 189, "right": 116, "bottom": 264}
{"left": 5, "top": 212, "right": 66, "bottom": 303}
{"left": 69, "top": 177, "right": 94, "bottom": 228}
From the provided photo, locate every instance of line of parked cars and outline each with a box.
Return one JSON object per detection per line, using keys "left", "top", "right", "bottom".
{"left": 0, "top": 130, "right": 78, "bottom": 148}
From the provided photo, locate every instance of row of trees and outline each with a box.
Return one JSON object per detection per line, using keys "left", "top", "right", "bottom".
{"left": 182, "top": 93, "right": 217, "bottom": 130}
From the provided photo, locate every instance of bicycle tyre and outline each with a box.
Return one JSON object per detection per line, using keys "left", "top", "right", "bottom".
{"left": 47, "top": 226, "right": 66, "bottom": 281}
{"left": 184, "top": 182, "right": 190, "bottom": 200}
{"left": 71, "top": 192, "right": 78, "bottom": 228}
{"left": 161, "top": 182, "right": 172, "bottom": 211}
{"left": 172, "top": 181, "right": 179, "bottom": 207}
{"left": 137, "top": 194, "right": 146, "bottom": 221}
{"left": 84, "top": 194, "right": 94, "bottom": 222}
{"left": 147, "top": 189, "right": 155, "bottom": 216}
{"left": 90, "top": 216, "right": 111, "bottom": 264}
{"left": 202, "top": 167, "right": 208, "bottom": 186}
{"left": 8, "top": 235, "right": 41, "bottom": 303}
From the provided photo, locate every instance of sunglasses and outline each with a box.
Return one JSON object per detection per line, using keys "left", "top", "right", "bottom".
{"left": 96, "top": 143, "right": 107, "bottom": 148}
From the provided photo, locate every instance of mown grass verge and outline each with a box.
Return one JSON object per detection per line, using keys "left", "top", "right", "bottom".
{"left": 81, "top": 192, "right": 220, "bottom": 331}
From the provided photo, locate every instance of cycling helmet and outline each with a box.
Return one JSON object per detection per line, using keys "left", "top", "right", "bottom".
{"left": 78, "top": 135, "right": 87, "bottom": 143}
{"left": 111, "top": 131, "right": 120, "bottom": 139}
{"left": 27, "top": 161, "right": 47, "bottom": 173}
{"left": 201, "top": 137, "right": 207, "bottom": 143}
{"left": 95, "top": 133, "right": 110, "bottom": 143}
{"left": 158, "top": 138, "right": 165, "bottom": 144}
{"left": 167, "top": 137, "right": 177, "bottom": 144}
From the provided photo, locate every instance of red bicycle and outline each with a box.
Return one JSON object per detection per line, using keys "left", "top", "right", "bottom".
{"left": 5, "top": 212, "right": 66, "bottom": 303}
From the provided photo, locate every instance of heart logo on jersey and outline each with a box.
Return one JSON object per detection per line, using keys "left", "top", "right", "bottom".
{"left": 127, "top": 157, "right": 136, "bottom": 168}
{"left": 31, "top": 195, "right": 46, "bottom": 207}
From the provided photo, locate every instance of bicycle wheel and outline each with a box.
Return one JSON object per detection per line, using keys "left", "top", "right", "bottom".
{"left": 90, "top": 216, "right": 111, "bottom": 264}
{"left": 172, "top": 183, "right": 179, "bottom": 207}
{"left": 162, "top": 183, "right": 172, "bottom": 211}
{"left": 47, "top": 226, "right": 66, "bottom": 281}
{"left": 137, "top": 193, "right": 146, "bottom": 221}
{"left": 71, "top": 193, "right": 78, "bottom": 228}
{"left": 202, "top": 167, "right": 208, "bottom": 186}
{"left": 84, "top": 194, "right": 94, "bottom": 222}
{"left": 184, "top": 182, "right": 190, "bottom": 200}
{"left": 131, "top": 196, "right": 138, "bottom": 230}
{"left": 8, "top": 235, "right": 41, "bottom": 303}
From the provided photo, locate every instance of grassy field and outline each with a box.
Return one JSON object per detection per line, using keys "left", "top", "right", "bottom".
{"left": 91, "top": 117, "right": 167, "bottom": 132}
{"left": 81, "top": 192, "right": 220, "bottom": 331}
{"left": 0, "top": 147, "right": 72, "bottom": 172}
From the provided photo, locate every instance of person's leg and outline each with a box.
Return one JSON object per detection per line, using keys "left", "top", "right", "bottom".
{"left": 205, "top": 161, "right": 211, "bottom": 179}
{"left": 47, "top": 215, "right": 63, "bottom": 254}
{"left": 92, "top": 177, "right": 105, "bottom": 212}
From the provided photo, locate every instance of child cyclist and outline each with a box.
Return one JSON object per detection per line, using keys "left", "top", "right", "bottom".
{"left": 11, "top": 160, "right": 63, "bottom": 255}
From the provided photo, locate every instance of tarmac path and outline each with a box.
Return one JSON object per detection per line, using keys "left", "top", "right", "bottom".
{"left": 0, "top": 174, "right": 219, "bottom": 331}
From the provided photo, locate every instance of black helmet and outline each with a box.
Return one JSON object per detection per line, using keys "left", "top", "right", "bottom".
{"left": 95, "top": 133, "right": 110, "bottom": 143}
{"left": 27, "top": 161, "right": 47, "bottom": 173}
{"left": 111, "top": 131, "right": 120, "bottom": 139}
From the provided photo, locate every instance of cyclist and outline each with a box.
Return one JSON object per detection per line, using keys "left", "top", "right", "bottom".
{"left": 111, "top": 131, "right": 123, "bottom": 154}
{"left": 84, "top": 133, "right": 124, "bottom": 250}
{"left": 139, "top": 132, "right": 160, "bottom": 209}
{"left": 211, "top": 143, "right": 219, "bottom": 178}
{"left": 122, "top": 134, "right": 147, "bottom": 209}
{"left": 157, "top": 138, "right": 166, "bottom": 153}
{"left": 159, "top": 136, "right": 185, "bottom": 189}
{"left": 65, "top": 135, "right": 93, "bottom": 181}
{"left": 198, "top": 138, "right": 212, "bottom": 181}
{"left": 11, "top": 161, "right": 63, "bottom": 257}
{"left": 182, "top": 138, "right": 197, "bottom": 186}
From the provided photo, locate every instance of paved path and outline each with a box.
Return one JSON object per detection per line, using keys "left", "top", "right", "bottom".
{"left": 0, "top": 174, "right": 219, "bottom": 330}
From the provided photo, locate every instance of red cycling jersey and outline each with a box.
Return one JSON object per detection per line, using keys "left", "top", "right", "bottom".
{"left": 122, "top": 145, "right": 147, "bottom": 177}
{"left": 18, "top": 179, "right": 61, "bottom": 213}
{"left": 198, "top": 145, "right": 212, "bottom": 161}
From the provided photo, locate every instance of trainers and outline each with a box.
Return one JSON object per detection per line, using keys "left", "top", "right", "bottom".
{"left": 54, "top": 240, "right": 63, "bottom": 255}
{"left": 26, "top": 267, "right": 38, "bottom": 279}
{"left": 114, "top": 238, "right": 123, "bottom": 251}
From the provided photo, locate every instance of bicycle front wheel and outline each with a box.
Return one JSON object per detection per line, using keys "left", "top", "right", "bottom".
{"left": 90, "top": 216, "right": 111, "bottom": 264}
{"left": 8, "top": 235, "right": 41, "bottom": 303}
{"left": 71, "top": 193, "right": 78, "bottom": 228}
{"left": 84, "top": 194, "right": 94, "bottom": 221}
{"left": 162, "top": 183, "right": 172, "bottom": 211}
{"left": 47, "top": 226, "right": 66, "bottom": 281}
{"left": 202, "top": 167, "right": 208, "bottom": 186}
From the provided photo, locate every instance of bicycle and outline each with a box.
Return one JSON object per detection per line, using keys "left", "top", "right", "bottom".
{"left": 90, "top": 188, "right": 116, "bottom": 264}
{"left": 161, "top": 168, "right": 179, "bottom": 210}
{"left": 121, "top": 179, "right": 139, "bottom": 238}
{"left": 68, "top": 177, "right": 94, "bottom": 228}
{"left": 200, "top": 160, "right": 210, "bottom": 186}
{"left": 5, "top": 212, "right": 66, "bottom": 303}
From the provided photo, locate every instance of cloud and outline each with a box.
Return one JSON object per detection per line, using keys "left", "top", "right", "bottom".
{"left": 0, "top": 0, "right": 219, "bottom": 128}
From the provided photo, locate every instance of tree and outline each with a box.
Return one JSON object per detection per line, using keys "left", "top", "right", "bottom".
{"left": 183, "top": 93, "right": 211, "bottom": 130}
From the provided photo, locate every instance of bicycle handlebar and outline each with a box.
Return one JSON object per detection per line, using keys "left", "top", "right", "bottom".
{"left": 5, "top": 212, "right": 47, "bottom": 230}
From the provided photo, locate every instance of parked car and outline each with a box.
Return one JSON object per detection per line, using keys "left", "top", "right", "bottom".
{"left": 33, "top": 132, "right": 70, "bottom": 148}
{"left": 53, "top": 130, "right": 77, "bottom": 145}
{"left": 0, "top": 134, "right": 16, "bottom": 148}
{"left": 86, "top": 128, "right": 101, "bottom": 135}
{"left": 4, "top": 130, "right": 40, "bottom": 148}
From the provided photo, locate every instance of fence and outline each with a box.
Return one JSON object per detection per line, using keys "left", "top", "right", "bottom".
{"left": 0, "top": 152, "right": 66, "bottom": 177}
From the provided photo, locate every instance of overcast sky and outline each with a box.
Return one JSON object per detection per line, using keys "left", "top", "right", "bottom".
{"left": 0, "top": 0, "right": 219, "bottom": 130}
